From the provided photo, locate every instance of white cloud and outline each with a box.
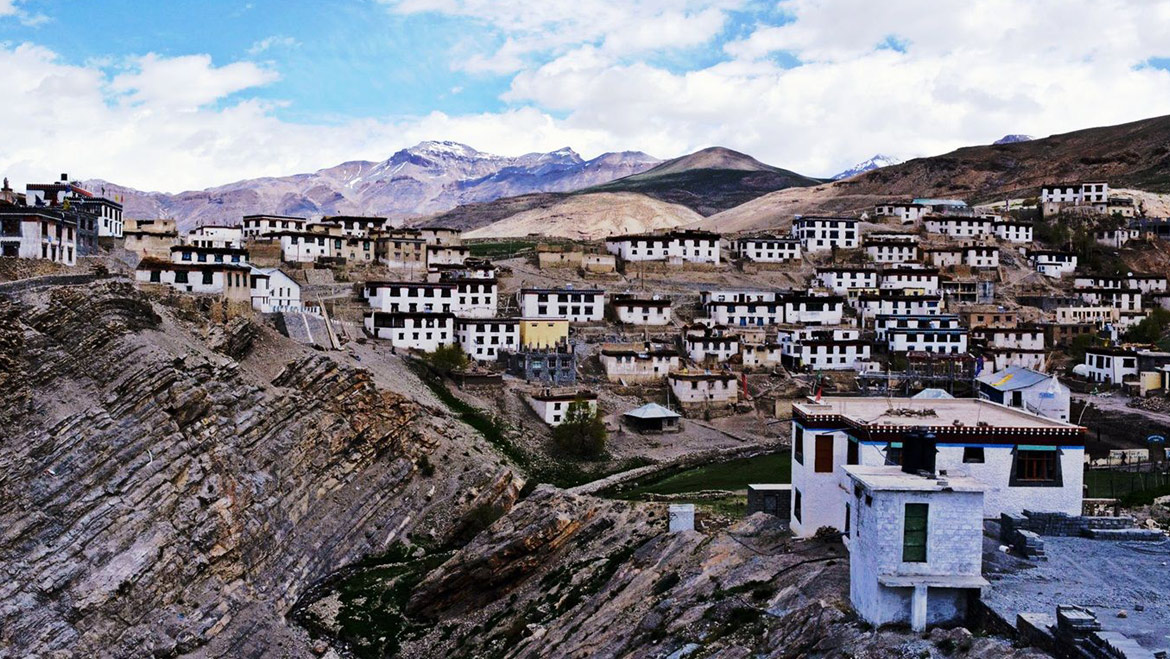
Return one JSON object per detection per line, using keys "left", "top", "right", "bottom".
{"left": 247, "top": 35, "right": 301, "bottom": 56}
{"left": 0, "top": 0, "right": 48, "bottom": 26}
{"left": 6, "top": 1, "right": 1170, "bottom": 193}
{"left": 109, "top": 53, "right": 280, "bottom": 111}
{"left": 386, "top": 0, "right": 742, "bottom": 72}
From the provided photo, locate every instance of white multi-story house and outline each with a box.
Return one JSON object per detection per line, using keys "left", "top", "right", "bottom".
{"left": 425, "top": 244, "right": 471, "bottom": 268}
{"left": 684, "top": 328, "right": 741, "bottom": 364}
{"left": 605, "top": 230, "right": 722, "bottom": 264}
{"left": 0, "top": 210, "right": 79, "bottom": 265}
{"left": 599, "top": 343, "right": 679, "bottom": 383}
{"left": 731, "top": 235, "right": 801, "bottom": 262}
{"left": 450, "top": 277, "right": 498, "bottom": 318}
{"left": 792, "top": 216, "right": 859, "bottom": 252}
{"left": 993, "top": 220, "right": 1033, "bottom": 243}
{"left": 135, "top": 259, "right": 252, "bottom": 300}
{"left": 323, "top": 215, "right": 389, "bottom": 237}
{"left": 704, "top": 297, "right": 784, "bottom": 327}
{"left": 844, "top": 464, "right": 988, "bottom": 633}
{"left": 783, "top": 293, "right": 846, "bottom": 326}
{"left": 668, "top": 371, "right": 738, "bottom": 412}
{"left": 1029, "top": 250, "right": 1077, "bottom": 278}
{"left": 1076, "top": 288, "right": 1142, "bottom": 312}
{"left": 1055, "top": 306, "right": 1118, "bottom": 326}
{"left": 923, "top": 215, "right": 993, "bottom": 237}
{"left": 366, "top": 281, "right": 456, "bottom": 314}
{"left": 455, "top": 317, "right": 519, "bottom": 361}
{"left": 519, "top": 287, "right": 605, "bottom": 322}
{"left": 855, "top": 293, "right": 944, "bottom": 326}
{"left": 789, "top": 396, "right": 1087, "bottom": 538}
{"left": 975, "top": 326, "right": 1047, "bottom": 371}
{"left": 365, "top": 311, "right": 456, "bottom": 351}
{"left": 610, "top": 294, "right": 673, "bottom": 326}
{"left": 1073, "top": 276, "right": 1128, "bottom": 290}
{"left": 816, "top": 267, "right": 879, "bottom": 294}
{"left": 528, "top": 390, "right": 598, "bottom": 426}
{"left": 1081, "top": 347, "right": 1139, "bottom": 386}
{"left": 700, "top": 289, "right": 777, "bottom": 304}
{"left": 241, "top": 214, "right": 307, "bottom": 239}
{"left": 872, "top": 202, "right": 927, "bottom": 223}
{"left": 186, "top": 225, "right": 243, "bottom": 249}
{"left": 248, "top": 267, "right": 305, "bottom": 313}
{"left": 1040, "top": 182, "right": 1108, "bottom": 205}
{"left": 864, "top": 235, "right": 919, "bottom": 264}
{"left": 82, "top": 196, "right": 124, "bottom": 238}
{"left": 171, "top": 244, "right": 248, "bottom": 266}
{"left": 1129, "top": 274, "right": 1168, "bottom": 294}
{"left": 873, "top": 314, "right": 962, "bottom": 342}
{"left": 886, "top": 321, "right": 969, "bottom": 355}
{"left": 925, "top": 245, "right": 1000, "bottom": 269}
{"left": 879, "top": 265, "right": 940, "bottom": 294}
{"left": 271, "top": 230, "right": 333, "bottom": 263}
{"left": 777, "top": 327, "right": 871, "bottom": 371}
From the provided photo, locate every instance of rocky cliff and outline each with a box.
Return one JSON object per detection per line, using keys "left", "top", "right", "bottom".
{"left": 0, "top": 282, "right": 519, "bottom": 657}
{"left": 392, "top": 486, "right": 1047, "bottom": 658}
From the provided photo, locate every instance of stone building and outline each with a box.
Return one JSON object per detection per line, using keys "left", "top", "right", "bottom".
{"left": 844, "top": 463, "right": 988, "bottom": 632}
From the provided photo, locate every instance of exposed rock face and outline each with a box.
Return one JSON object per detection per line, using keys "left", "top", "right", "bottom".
{"left": 0, "top": 282, "right": 508, "bottom": 657}
{"left": 401, "top": 488, "right": 1048, "bottom": 659}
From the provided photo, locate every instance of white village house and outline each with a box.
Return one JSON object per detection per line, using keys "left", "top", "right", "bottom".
{"left": 789, "top": 396, "right": 1087, "bottom": 538}
{"left": 519, "top": 287, "right": 605, "bottom": 322}
{"left": 792, "top": 216, "right": 858, "bottom": 252}
{"left": 455, "top": 317, "right": 519, "bottom": 361}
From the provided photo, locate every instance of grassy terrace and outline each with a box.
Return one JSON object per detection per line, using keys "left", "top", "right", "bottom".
{"left": 618, "top": 451, "right": 791, "bottom": 498}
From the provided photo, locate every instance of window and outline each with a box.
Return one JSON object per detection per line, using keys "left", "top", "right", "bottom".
{"left": 1014, "top": 449, "right": 1058, "bottom": 483}
{"left": 793, "top": 428, "right": 804, "bottom": 464}
{"left": 847, "top": 438, "right": 859, "bottom": 465}
{"left": 793, "top": 489, "right": 802, "bottom": 523}
{"left": 902, "top": 503, "right": 928, "bottom": 562}
{"left": 963, "top": 446, "right": 985, "bottom": 463}
{"left": 202, "top": 271, "right": 213, "bottom": 285}
{"left": 149, "top": 270, "right": 161, "bottom": 283}
{"left": 174, "top": 271, "right": 189, "bottom": 284}
{"left": 814, "top": 435, "right": 834, "bottom": 473}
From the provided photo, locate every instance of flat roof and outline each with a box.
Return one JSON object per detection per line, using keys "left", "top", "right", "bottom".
{"left": 794, "top": 396, "right": 1083, "bottom": 433}
{"left": 844, "top": 464, "right": 985, "bottom": 493}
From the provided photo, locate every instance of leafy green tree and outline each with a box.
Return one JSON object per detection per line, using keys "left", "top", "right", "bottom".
{"left": 551, "top": 399, "right": 607, "bottom": 459}
{"left": 426, "top": 343, "right": 468, "bottom": 374}
{"left": 1125, "top": 307, "right": 1170, "bottom": 344}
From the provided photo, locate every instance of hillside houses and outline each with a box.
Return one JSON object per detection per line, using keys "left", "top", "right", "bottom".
{"left": 605, "top": 230, "right": 721, "bottom": 265}
{"left": 792, "top": 216, "right": 858, "bottom": 252}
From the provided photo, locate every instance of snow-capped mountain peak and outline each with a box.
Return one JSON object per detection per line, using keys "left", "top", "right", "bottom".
{"left": 993, "top": 134, "right": 1034, "bottom": 145}
{"left": 832, "top": 154, "right": 901, "bottom": 180}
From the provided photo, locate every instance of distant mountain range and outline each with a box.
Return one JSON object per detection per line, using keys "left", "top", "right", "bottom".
{"left": 84, "top": 142, "right": 660, "bottom": 231}
{"left": 832, "top": 154, "right": 901, "bottom": 180}
{"left": 422, "top": 146, "right": 824, "bottom": 237}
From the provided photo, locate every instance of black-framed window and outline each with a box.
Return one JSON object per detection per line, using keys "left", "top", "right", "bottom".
{"left": 963, "top": 446, "right": 985, "bottom": 463}
{"left": 793, "top": 426, "right": 804, "bottom": 464}
{"left": 1012, "top": 448, "right": 1061, "bottom": 485}
{"left": 902, "top": 503, "right": 928, "bottom": 562}
{"left": 793, "top": 488, "right": 802, "bottom": 523}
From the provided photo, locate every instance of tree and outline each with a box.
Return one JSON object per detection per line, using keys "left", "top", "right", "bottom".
{"left": 1124, "top": 307, "right": 1170, "bottom": 344}
{"left": 551, "top": 399, "right": 607, "bottom": 459}
{"left": 426, "top": 343, "right": 468, "bottom": 374}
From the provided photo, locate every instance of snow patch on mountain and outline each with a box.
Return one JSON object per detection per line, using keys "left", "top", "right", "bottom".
{"left": 832, "top": 154, "right": 902, "bottom": 180}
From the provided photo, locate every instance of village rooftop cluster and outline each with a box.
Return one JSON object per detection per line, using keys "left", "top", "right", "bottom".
{"left": 3, "top": 172, "right": 1169, "bottom": 653}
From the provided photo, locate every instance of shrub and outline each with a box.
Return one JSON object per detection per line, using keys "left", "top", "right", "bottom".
{"left": 551, "top": 399, "right": 607, "bottom": 459}
{"left": 425, "top": 343, "right": 468, "bottom": 374}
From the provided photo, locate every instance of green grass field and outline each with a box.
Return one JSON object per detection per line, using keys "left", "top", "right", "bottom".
{"left": 620, "top": 452, "right": 791, "bottom": 498}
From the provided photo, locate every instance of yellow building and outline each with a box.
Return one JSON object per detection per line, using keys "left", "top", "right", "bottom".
{"left": 519, "top": 318, "right": 569, "bottom": 349}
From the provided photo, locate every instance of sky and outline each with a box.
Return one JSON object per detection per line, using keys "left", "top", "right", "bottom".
{"left": 3, "top": 0, "right": 1170, "bottom": 192}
